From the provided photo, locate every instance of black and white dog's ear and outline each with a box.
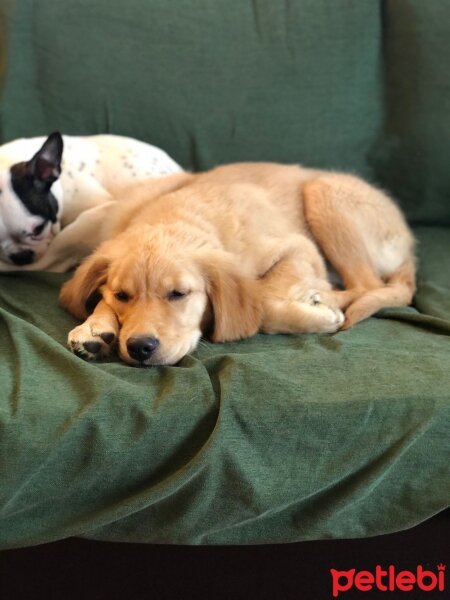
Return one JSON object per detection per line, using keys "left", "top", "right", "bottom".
{"left": 27, "top": 132, "right": 64, "bottom": 189}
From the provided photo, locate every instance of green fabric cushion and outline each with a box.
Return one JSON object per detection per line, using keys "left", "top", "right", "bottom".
{"left": 0, "top": 227, "right": 449, "bottom": 548}
{"left": 0, "top": 0, "right": 449, "bottom": 548}
{"left": 1, "top": 0, "right": 450, "bottom": 225}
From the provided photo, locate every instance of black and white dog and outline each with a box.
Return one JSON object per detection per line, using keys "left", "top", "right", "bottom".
{"left": 0, "top": 132, "right": 181, "bottom": 272}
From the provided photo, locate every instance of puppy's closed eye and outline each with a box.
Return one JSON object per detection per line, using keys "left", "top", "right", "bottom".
{"left": 115, "top": 291, "right": 131, "bottom": 302}
{"left": 167, "top": 290, "right": 189, "bottom": 301}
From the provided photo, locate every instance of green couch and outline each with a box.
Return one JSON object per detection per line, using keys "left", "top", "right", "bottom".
{"left": 0, "top": 0, "right": 449, "bottom": 549}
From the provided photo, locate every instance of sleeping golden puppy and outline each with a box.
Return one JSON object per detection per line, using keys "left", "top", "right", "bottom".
{"left": 60, "top": 163, "right": 416, "bottom": 366}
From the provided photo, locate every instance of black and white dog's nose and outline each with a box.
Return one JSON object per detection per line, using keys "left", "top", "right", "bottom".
{"left": 9, "top": 249, "right": 35, "bottom": 265}
{"left": 127, "top": 336, "right": 160, "bottom": 362}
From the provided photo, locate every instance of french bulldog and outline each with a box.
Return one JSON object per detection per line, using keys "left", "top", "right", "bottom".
{"left": 0, "top": 132, "right": 182, "bottom": 272}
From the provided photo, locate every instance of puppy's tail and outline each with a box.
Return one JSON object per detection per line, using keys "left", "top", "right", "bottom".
{"left": 341, "top": 257, "right": 416, "bottom": 329}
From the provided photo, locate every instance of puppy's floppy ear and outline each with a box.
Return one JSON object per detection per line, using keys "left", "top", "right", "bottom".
{"left": 59, "top": 250, "right": 110, "bottom": 321}
{"left": 198, "top": 252, "right": 262, "bottom": 343}
{"left": 27, "top": 132, "right": 63, "bottom": 191}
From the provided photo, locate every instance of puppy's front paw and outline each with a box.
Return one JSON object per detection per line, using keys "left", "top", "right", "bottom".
{"left": 68, "top": 321, "right": 117, "bottom": 360}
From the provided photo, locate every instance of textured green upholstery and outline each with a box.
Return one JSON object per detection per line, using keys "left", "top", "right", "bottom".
{"left": 0, "top": 0, "right": 449, "bottom": 548}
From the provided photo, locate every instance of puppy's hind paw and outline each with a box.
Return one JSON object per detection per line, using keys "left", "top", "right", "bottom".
{"left": 306, "top": 294, "right": 345, "bottom": 332}
{"left": 318, "top": 305, "right": 345, "bottom": 333}
{"left": 309, "top": 292, "right": 323, "bottom": 306}
{"left": 68, "top": 321, "right": 117, "bottom": 361}
{"left": 332, "top": 306, "right": 345, "bottom": 329}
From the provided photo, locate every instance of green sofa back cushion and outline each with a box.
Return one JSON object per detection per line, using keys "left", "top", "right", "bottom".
{"left": 1, "top": 0, "right": 450, "bottom": 226}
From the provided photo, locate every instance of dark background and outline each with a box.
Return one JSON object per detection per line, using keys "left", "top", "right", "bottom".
{"left": 1, "top": 510, "right": 448, "bottom": 600}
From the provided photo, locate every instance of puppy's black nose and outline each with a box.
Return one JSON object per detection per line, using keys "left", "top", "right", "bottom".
{"left": 9, "top": 249, "right": 35, "bottom": 266}
{"left": 127, "top": 336, "right": 160, "bottom": 362}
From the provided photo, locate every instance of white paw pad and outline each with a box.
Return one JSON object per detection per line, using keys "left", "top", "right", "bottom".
{"left": 68, "top": 321, "right": 117, "bottom": 360}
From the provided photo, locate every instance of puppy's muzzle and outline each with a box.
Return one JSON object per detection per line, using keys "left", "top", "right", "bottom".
{"left": 126, "top": 336, "right": 160, "bottom": 363}
{"left": 9, "top": 249, "right": 35, "bottom": 265}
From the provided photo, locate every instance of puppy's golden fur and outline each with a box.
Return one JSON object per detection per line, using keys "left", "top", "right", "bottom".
{"left": 60, "top": 163, "right": 416, "bottom": 366}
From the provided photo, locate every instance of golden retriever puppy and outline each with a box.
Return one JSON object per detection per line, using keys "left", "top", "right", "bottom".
{"left": 60, "top": 163, "right": 416, "bottom": 366}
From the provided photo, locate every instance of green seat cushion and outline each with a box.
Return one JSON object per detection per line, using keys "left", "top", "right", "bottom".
{"left": 0, "top": 227, "right": 448, "bottom": 548}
